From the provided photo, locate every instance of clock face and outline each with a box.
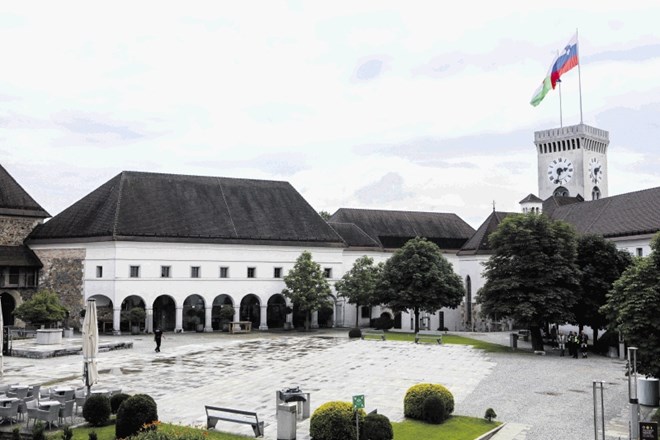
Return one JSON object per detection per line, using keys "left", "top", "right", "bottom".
{"left": 588, "top": 157, "right": 603, "bottom": 184}
{"left": 547, "top": 157, "right": 574, "bottom": 185}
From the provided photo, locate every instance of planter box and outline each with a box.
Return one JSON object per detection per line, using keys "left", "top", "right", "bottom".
{"left": 36, "top": 329, "right": 63, "bottom": 345}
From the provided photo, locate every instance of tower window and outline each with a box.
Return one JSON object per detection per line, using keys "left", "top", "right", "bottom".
{"left": 554, "top": 187, "right": 569, "bottom": 197}
{"left": 636, "top": 248, "right": 643, "bottom": 257}
{"left": 592, "top": 187, "right": 601, "bottom": 200}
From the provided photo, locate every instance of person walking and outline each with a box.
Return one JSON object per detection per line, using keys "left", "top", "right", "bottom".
{"left": 557, "top": 331, "right": 567, "bottom": 357}
{"left": 579, "top": 331, "right": 589, "bottom": 358}
{"left": 154, "top": 328, "right": 164, "bottom": 352}
{"left": 568, "top": 331, "right": 578, "bottom": 358}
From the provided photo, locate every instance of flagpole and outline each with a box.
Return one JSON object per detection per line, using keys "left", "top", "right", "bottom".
{"left": 557, "top": 50, "right": 563, "bottom": 128}
{"left": 576, "top": 28, "right": 584, "bottom": 124}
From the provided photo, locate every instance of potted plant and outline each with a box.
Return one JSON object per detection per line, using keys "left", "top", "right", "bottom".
{"left": 13, "top": 290, "right": 68, "bottom": 329}
{"left": 128, "top": 307, "right": 146, "bottom": 334}
{"left": 219, "top": 305, "right": 235, "bottom": 332}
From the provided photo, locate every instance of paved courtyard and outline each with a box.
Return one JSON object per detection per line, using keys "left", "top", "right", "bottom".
{"left": 3, "top": 330, "right": 654, "bottom": 440}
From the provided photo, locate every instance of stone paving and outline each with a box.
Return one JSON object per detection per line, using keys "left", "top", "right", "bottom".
{"left": 3, "top": 330, "right": 656, "bottom": 440}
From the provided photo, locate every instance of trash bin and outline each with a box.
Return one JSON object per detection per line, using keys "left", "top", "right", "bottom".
{"left": 637, "top": 377, "right": 659, "bottom": 406}
{"left": 277, "top": 403, "right": 297, "bottom": 440}
{"left": 510, "top": 333, "right": 518, "bottom": 349}
{"left": 277, "top": 387, "right": 310, "bottom": 420}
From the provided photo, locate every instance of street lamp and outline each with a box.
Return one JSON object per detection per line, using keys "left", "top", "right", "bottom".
{"left": 627, "top": 346, "right": 639, "bottom": 440}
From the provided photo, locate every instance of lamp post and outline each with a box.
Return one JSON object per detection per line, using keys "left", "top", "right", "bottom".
{"left": 627, "top": 347, "right": 639, "bottom": 440}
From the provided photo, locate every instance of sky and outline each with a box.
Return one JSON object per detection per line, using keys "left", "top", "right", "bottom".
{"left": 2, "top": 2, "right": 660, "bottom": 229}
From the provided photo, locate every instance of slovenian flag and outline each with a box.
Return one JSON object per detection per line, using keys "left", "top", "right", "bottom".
{"left": 530, "top": 32, "right": 579, "bottom": 107}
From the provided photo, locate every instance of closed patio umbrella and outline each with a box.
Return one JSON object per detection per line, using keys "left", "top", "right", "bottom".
{"left": 82, "top": 299, "right": 99, "bottom": 394}
{"left": 0, "top": 300, "right": 3, "bottom": 377}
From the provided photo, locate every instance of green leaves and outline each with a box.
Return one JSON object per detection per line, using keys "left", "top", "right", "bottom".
{"left": 13, "top": 289, "right": 68, "bottom": 326}
{"left": 282, "top": 251, "right": 331, "bottom": 330}
{"left": 335, "top": 256, "right": 382, "bottom": 326}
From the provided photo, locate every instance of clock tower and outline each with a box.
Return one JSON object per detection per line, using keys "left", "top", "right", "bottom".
{"left": 534, "top": 123, "right": 609, "bottom": 201}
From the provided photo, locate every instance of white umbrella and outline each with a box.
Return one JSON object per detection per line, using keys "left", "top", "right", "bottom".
{"left": 82, "top": 298, "right": 99, "bottom": 393}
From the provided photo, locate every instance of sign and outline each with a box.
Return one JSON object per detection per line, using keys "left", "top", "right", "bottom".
{"left": 352, "top": 394, "right": 365, "bottom": 409}
{"left": 641, "top": 422, "right": 658, "bottom": 440}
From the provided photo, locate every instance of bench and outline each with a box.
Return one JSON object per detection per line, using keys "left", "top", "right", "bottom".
{"left": 361, "top": 329, "right": 386, "bottom": 341}
{"left": 414, "top": 330, "right": 443, "bottom": 344}
{"left": 229, "top": 321, "right": 252, "bottom": 334}
{"left": 518, "top": 329, "right": 530, "bottom": 342}
{"left": 205, "top": 405, "right": 264, "bottom": 437}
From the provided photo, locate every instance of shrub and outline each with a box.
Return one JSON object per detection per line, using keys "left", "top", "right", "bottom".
{"left": 83, "top": 394, "right": 111, "bottom": 426}
{"left": 62, "top": 425, "right": 74, "bottom": 440}
{"left": 310, "top": 401, "right": 365, "bottom": 440}
{"left": 32, "top": 422, "right": 46, "bottom": 440}
{"left": 403, "top": 383, "right": 454, "bottom": 421}
{"left": 485, "top": 408, "right": 497, "bottom": 422}
{"left": 374, "top": 314, "right": 394, "bottom": 330}
{"left": 116, "top": 394, "right": 159, "bottom": 439}
{"left": 130, "top": 424, "right": 206, "bottom": 440}
{"left": 110, "top": 392, "right": 131, "bottom": 414}
{"left": 593, "top": 330, "right": 619, "bottom": 354}
{"left": 361, "top": 413, "right": 393, "bottom": 440}
{"left": 11, "top": 427, "right": 20, "bottom": 440}
{"left": 348, "top": 328, "right": 362, "bottom": 339}
{"left": 652, "top": 407, "right": 660, "bottom": 422}
{"left": 88, "top": 432, "right": 98, "bottom": 440}
{"left": 422, "top": 395, "right": 446, "bottom": 424}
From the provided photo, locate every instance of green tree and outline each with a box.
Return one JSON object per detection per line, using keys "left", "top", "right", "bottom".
{"left": 573, "top": 234, "right": 632, "bottom": 343}
{"left": 13, "top": 290, "right": 68, "bottom": 328}
{"left": 282, "top": 251, "right": 332, "bottom": 331}
{"left": 335, "top": 256, "right": 382, "bottom": 327}
{"left": 318, "top": 210, "right": 331, "bottom": 221}
{"left": 477, "top": 213, "right": 580, "bottom": 351}
{"left": 378, "top": 237, "right": 464, "bottom": 333}
{"left": 602, "top": 233, "right": 660, "bottom": 379}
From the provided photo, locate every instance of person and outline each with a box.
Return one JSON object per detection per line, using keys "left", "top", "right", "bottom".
{"left": 154, "top": 328, "right": 164, "bottom": 352}
{"left": 579, "top": 331, "right": 589, "bottom": 358}
{"left": 568, "top": 331, "right": 578, "bottom": 358}
{"left": 557, "top": 331, "right": 567, "bottom": 357}
{"left": 550, "top": 324, "right": 558, "bottom": 349}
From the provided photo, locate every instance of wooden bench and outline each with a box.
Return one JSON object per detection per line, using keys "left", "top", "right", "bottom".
{"left": 205, "top": 405, "right": 264, "bottom": 437}
{"left": 517, "top": 329, "right": 530, "bottom": 341}
{"left": 414, "top": 330, "right": 443, "bottom": 344}
{"left": 361, "top": 329, "right": 386, "bottom": 341}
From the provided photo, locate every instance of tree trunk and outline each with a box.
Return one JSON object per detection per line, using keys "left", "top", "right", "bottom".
{"left": 414, "top": 307, "right": 420, "bottom": 334}
{"left": 305, "top": 310, "right": 310, "bottom": 332}
{"left": 355, "top": 304, "right": 360, "bottom": 328}
{"left": 592, "top": 327, "right": 599, "bottom": 345}
{"left": 530, "top": 325, "right": 545, "bottom": 351}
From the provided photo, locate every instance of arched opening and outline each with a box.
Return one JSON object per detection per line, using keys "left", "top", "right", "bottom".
{"left": 120, "top": 295, "right": 146, "bottom": 334}
{"left": 89, "top": 295, "right": 113, "bottom": 334}
{"left": 153, "top": 295, "right": 176, "bottom": 332}
{"left": 318, "top": 295, "right": 336, "bottom": 328}
{"left": 240, "top": 294, "right": 260, "bottom": 328}
{"left": 465, "top": 276, "right": 472, "bottom": 327}
{"left": 553, "top": 186, "right": 569, "bottom": 197}
{"left": 394, "top": 311, "right": 402, "bottom": 329}
{"left": 267, "top": 294, "right": 287, "bottom": 329}
{"left": 212, "top": 294, "right": 234, "bottom": 331}
{"left": 1, "top": 292, "right": 16, "bottom": 326}
{"left": 292, "top": 304, "right": 306, "bottom": 328}
{"left": 183, "top": 294, "right": 205, "bottom": 331}
{"left": 592, "top": 186, "right": 601, "bottom": 200}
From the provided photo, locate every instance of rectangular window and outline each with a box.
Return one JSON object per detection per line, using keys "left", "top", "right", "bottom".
{"left": 9, "top": 267, "right": 20, "bottom": 285}
{"left": 247, "top": 267, "right": 256, "bottom": 278}
{"left": 129, "top": 266, "right": 140, "bottom": 278}
{"left": 636, "top": 248, "right": 643, "bottom": 257}
{"left": 24, "top": 270, "right": 37, "bottom": 287}
{"left": 191, "top": 266, "right": 201, "bottom": 278}
{"left": 96, "top": 266, "right": 103, "bottom": 278}
{"left": 161, "top": 266, "right": 171, "bottom": 278}
{"left": 220, "top": 267, "right": 229, "bottom": 278}
{"left": 274, "top": 267, "right": 282, "bottom": 278}
{"left": 323, "top": 268, "right": 332, "bottom": 278}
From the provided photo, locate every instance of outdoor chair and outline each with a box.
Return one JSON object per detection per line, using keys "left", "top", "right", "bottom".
{"left": 59, "top": 400, "right": 75, "bottom": 425}
{"left": 0, "top": 385, "right": 9, "bottom": 394}
{"left": 7, "top": 388, "right": 28, "bottom": 399}
{"left": 18, "top": 394, "right": 36, "bottom": 421}
{"left": 74, "top": 388, "right": 87, "bottom": 415}
{"left": 28, "top": 385, "right": 41, "bottom": 401}
{"left": 0, "top": 400, "right": 20, "bottom": 425}
{"left": 24, "top": 399, "right": 40, "bottom": 427}
{"left": 109, "top": 388, "right": 123, "bottom": 396}
{"left": 39, "top": 387, "right": 51, "bottom": 400}
{"left": 27, "top": 402, "right": 60, "bottom": 429}
{"left": 53, "top": 389, "right": 75, "bottom": 404}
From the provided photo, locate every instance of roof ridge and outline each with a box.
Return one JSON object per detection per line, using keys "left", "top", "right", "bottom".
{"left": 112, "top": 172, "right": 126, "bottom": 239}
{"left": 217, "top": 177, "right": 239, "bottom": 238}
{"left": 122, "top": 170, "right": 287, "bottom": 185}
{"left": 337, "top": 207, "right": 455, "bottom": 216}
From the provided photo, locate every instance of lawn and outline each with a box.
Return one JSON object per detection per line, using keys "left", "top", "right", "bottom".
{"left": 392, "top": 416, "right": 501, "bottom": 440}
{"left": 382, "top": 332, "right": 515, "bottom": 353}
{"left": 66, "top": 423, "right": 251, "bottom": 440}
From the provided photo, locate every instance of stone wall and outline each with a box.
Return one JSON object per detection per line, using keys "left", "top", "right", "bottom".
{"left": 32, "top": 248, "right": 86, "bottom": 330}
{"left": 0, "top": 216, "right": 41, "bottom": 245}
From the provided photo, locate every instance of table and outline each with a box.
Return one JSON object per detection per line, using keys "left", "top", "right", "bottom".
{"left": 52, "top": 386, "right": 74, "bottom": 394}
{"left": 89, "top": 389, "right": 109, "bottom": 396}
{"left": 229, "top": 321, "right": 252, "bottom": 334}
{"left": 38, "top": 401, "right": 61, "bottom": 410}
{"left": 0, "top": 397, "right": 18, "bottom": 407}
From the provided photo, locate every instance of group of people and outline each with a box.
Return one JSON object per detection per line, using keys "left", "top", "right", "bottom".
{"left": 555, "top": 330, "right": 589, "bottom": 358}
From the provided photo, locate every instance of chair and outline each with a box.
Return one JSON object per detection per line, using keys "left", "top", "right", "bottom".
{"left": 59, "top": 400, "right": 75, "bottom": 425}
{"left": 28, "top": 385, "right": 41, "bottom": 401}
{"left": 25, "top": 399, "right": 40, "bottom": 428}
{"left": 74, "top": 388, "right": 87, "bottom": 415}
{"left": 39, "top": 387, "right": 51, "bottom": 400}
{"left": 53, "top": 389, "right": 75, "bottom": 404}
{"left": 28, "top": 403, "right": 60, "bottom": 429}
{"left": 0, "top": 400, "right": 20, "bottom": 425}
{"left": 7, "top": 388, "right": 28, "bottom": 399}
{"left": 109, "top": 388, "right": 123, "bottom": 396}
{"left": 18, "top": 394, "right": 36, "bottom": 421}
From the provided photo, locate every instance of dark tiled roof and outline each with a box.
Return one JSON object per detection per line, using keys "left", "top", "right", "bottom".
{"left": 328, "top": 208, "right": 475, "bottom": 250}
{"left": 457, "top": 211, "right": 517, "bottom": 255}
{"left": 0, "top": 245, "right": 43, "bottom": 267}
{"left": 519, "top": 194, "right": 543, "bottom": 204}
{"left": 0, "top": 164, "right": 49, "bottom": 218}
{"left": 327, "top": 222, "right": 381, "bottom": 248}
{"left": 28, "top": 171, "right": 344, "bottom": 246}
{"left": 547, "top": 186, "right": 660, "bottom": 238}
{"left": 542, "top": 195, "right": 584, "bottom": 218}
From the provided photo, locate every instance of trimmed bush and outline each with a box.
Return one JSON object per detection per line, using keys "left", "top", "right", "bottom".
{"left": 422, "top": 395, "right": 446, "bottom": 424}
{"left": 403, "top": 383, "right": 454, "bottom": 421}
{"left": 62, "top": 425, "right": 74, "bottom": 440}
{"left": 361, "top": 413, "right": 393, "bottom": 440}
{"left": 310, "top": 401, "right": 365, "bottom": 440}
{"left": 485, "top": 408, "right": 497, "bottom": 422}
{"left": 83, "top": 394, "right": 111, "bottom": 427}
{"left": 348, "top": 328, "right": 362, "bottom": 339}
{"left": 88, "top": 432, "right": 97, "bottom": 440}
{"left": 32, "top": 421, "right": 46, "bottom": 440}
{"left": 116, "top": 394, "right": 159, "bottom": 439}
{"left": 110, "top": 392, "right": 131, "bottom": 414}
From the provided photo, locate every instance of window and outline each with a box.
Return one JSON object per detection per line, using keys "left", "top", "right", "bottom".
{"left": 274, "top": 267, "right": 282, "bottom": 278}
{"left": 636, "top": 248, "right": 644, "bottom": 257}
{"left": 129, "top": 266, "right": 140, "bottom": 278}
{"left": 247, "top": 267, "right": 256, "bottom": 278}
{"left": 220, "top": 267, "right": 229, "bottom": 278}
{"left": 191, "top": 266, "right": 201, "bottom": 278}
{"left": 161, "top": 266, "right": 171, "bottom": 278}
{"left": 96, "top": 266, "right": 103, "bottom": 278}
{"left": 323, "top": 268, "right": 332, "bottom": 278}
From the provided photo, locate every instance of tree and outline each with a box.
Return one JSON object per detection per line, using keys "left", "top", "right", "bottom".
{"left": 282, "top": 251, "right": 332, "bottom": 331}
{"left": 602, "top": 233, "right": 660, "bottom": 379}
{"left": 573, "top": 234, "right": 632, "bottom": 344}
{"left": 13, "top": 290, "right": 68, "bottom": 328}
{"left": 335, "top": 256, "right": 382, "bottom": 327}
{"left": 318, "top": 210, "right": 331, "bottom": 221}
{"left": 477, "top": 213, "right": 580, "bottom": 351}
{"left": 378, "top": 237, "right": 464, "bottom": 333}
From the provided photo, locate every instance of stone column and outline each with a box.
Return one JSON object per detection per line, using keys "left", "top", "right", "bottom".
{"left": 145, "top": 307, "right": 153, "bottom": 333}
{"left": 259, "top": 305, "right": 268, "bottom": 330}
{"left": 204, "top": 306, "right": 213, "bottom": 332}
{"left": 233, "top": 307, "right": 241, "bottom": 323}
{"left": 175, "top": 306, "right": 183, "bottom": 333}
{"left": 113, "top": 307, "right": 121, "bottom": 335}
{"left": 311, "top": 310, "right": 319, "bottom": 329}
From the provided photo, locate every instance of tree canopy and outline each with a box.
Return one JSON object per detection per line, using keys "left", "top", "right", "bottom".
{"left": 282, "top": 250, "right": 332, "bottom": 331}
{"left": 335, "top": 256, "right": 382, "bottom": 327}
{"left": 602, "top": 233, "right": 660, "bottom": 378}
{"left": 378, "top": 237, "right": 464, "bottom": 333}
{"left": 477, "top": 213, "right": 580, "bottom": 350}
{"left": 13, "top": 290, "right": 68, "bottom": 327}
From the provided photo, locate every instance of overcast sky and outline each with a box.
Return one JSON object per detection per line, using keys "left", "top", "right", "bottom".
{"left": 3, "top": 2, "right": 660, "bottom": 229}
